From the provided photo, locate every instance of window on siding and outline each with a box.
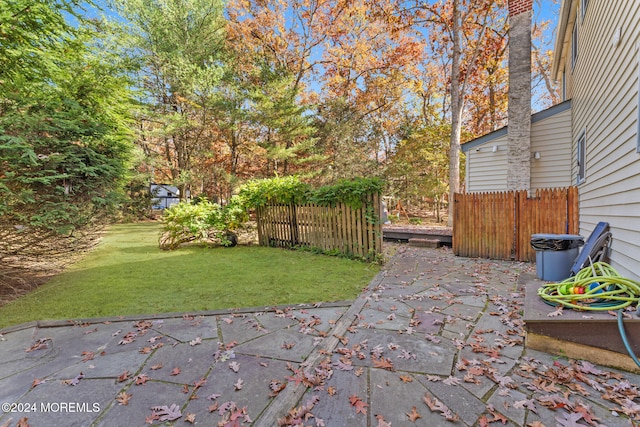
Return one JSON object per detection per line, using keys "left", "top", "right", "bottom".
{"left": 572, "top": 21, "right": 578, "bottom": 69}
{"left": 577, "top": 131, "right": 586, "bottom": 184}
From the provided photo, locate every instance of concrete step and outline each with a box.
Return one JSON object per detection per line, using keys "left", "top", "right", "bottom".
{"left": 523, "top": 280, "right": 640, "bottom": 373}
{"left": 408, "top": 238, "right": 440, "bottom": 248}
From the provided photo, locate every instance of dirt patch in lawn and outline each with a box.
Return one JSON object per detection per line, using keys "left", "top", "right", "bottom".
{"left": 0, "top": 228, "right": 105, "bottom": 306}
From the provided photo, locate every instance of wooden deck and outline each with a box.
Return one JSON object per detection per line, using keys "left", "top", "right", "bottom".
{"left": 523, "top": 280, "right": 640, "bottom": 373}
{"left": 382, "top": 225, "right": 452, "bottom": 247}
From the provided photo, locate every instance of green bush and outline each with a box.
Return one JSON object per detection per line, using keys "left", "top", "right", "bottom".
{"left": 236, "top": 176, "right": 383, "bottom": 209}
{"left": 235, "top": 175, "right": 311, "bottom": 209}
{"left": 159, "top": 198, "right": 247, "bottom": 250}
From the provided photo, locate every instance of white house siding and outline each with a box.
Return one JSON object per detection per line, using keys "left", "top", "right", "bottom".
{"left": 530, "top": 107, "right": 572, "bottom": 190}
{"left": 560, "top": 0, "right": 640, "bottom": 280}
{"left": 462, "top": 102, "right": 572, "bottom": 193}
{"left": 465, "top": 131, "right": 509, "bottom": 193}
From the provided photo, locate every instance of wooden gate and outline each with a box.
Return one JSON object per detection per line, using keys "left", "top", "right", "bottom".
{"left": 453, "top": 187, "right": 579, "bottom": 261}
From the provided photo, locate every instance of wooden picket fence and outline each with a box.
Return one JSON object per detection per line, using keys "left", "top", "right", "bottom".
{"left": 255, "top": 193, "right": 382, "bottom": 260}
{"left": 453, "top": 187, "right": 579, "bottom": 261}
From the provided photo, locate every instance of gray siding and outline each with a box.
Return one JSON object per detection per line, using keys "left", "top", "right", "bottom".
{"left": 530, "top": 108, "right": 572, "bottom": 190}
{"left": 463, "top": 103, "right": 572, "bottom": 193}
{"left": 465, "top": 133, "right": 509, "bottom": 193}
{"left": 568, "top": 1, "right": 640, "bottom": 280}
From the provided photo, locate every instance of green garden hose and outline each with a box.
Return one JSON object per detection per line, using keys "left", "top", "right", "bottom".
{"left": 537, "top": 262, "right": 640, "bottom": 367}
{"left": 537, "top": 262, "right": 640, "bottom": 311}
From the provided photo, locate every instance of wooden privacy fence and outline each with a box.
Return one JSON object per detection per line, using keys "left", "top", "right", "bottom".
{"left": 453, "top": 187, "right": 579, "bottom": 262}
{"left": 255, "top": 193, "right": 382, "bottom": 260}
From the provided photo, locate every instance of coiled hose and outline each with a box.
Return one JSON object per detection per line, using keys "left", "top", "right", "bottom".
{"left": 537, "top": 262, "right": 640, "bottom": 367}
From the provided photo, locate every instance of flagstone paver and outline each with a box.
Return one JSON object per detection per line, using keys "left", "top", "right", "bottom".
{"left": 1, "top": 246, "right": 640, "bottom": 427}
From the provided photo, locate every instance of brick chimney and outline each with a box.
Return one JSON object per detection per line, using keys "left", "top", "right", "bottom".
{"left": 507, "top": 0, "right": 532, "bottom": 192}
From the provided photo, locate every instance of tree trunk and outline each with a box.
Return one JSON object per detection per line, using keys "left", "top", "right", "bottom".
{"left": 448, "top": 0, "right": 462, "bottom": 227}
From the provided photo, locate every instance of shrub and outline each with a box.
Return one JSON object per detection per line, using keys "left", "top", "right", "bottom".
{"left": 159, "top": 198, "right": 247, "bottom": 250}
{"left": 236, "top": 176, "right": 383, "bottom": 209}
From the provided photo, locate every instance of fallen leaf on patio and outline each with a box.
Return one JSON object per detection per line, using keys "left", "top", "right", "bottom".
{"left": 349, "top": 395, "right": 368, "bottom": 415}
{"left": 116, "top": 392, "right": 132, "bottom": 406}
{"left": 17, "top": 418, "right": 29, "bottom": 427}
{"left": 282, "top": 341, "right": 295, "bottom": 350}
{"left": 546, "top": 306, "right": 563, "bottom": 317}
{"left": 423, "top": 392, "right": 459, "bottom": 421}
{"left": 406, "top": 406, "right": 422, "bottom": 422}
{"left": 135, "top": 374, "right": 150, "bottom": 385}
{"left": 513, "top": 399, "right": 537, "bottom": 413}
{"left": 399, "top": 375, "right": 413, "bottom": 383}
{"left": 182, "top": 384, "right": 190, "bottom": 394}
{"left": 139, "top": 347, "right": 152, "bottom": 354}
{"left": 526, "top": 422, "right": 546, "bottom": 427}
{"left": 397, "top": 349, "right": 416, "bottom": 360}
{"left": 536, "top": 393, "right": 572, "bottom": 410}
{"left": 577, "top": 360, "right": 604, "bottom": 376}
{"left": 185, "top": 413, "right": 196, "bottom": 424}
{"left": 486, "top": 405, "right": 508, "bottom": 424}
{"left": 334, "top": 360, "right": 353, "bottom": 371}
{"left": 150, "top": 363, "right": 163, "bottom": 370}
{"left": 327, "top": 386, "right": 336, "bottom": 396}
{"left": 234, "top": 378, "right": 244, "bottom": 390}
{"left": 528, "top": 378, "right": 560, "bottom": 393}
{"left": 443, "top": 376, "right": 461, "bottom": 386}
{"left": 151, "top": 404, "right": 182, "bottom": 422}
{"left": 618, "top": 398, "right": 640, "bottom": 418}
{"left": 371, "top": 344, "right": 384, "bottom": 358}
{"left": 278, "top": 395, "right": 320, "bottom": 426}
{"left": 81, "top": 351, "right": 94, "bottom": 362}
{"left": 270, "top": 380, "right": 287, "bottom": 396}
{"left": 119, "top": 332, "right": 136, "bottom": 345}
{"left": 354, "top": 367, "right": 364, "bottom": 377}
{"left": 25, "top": 338, "right": 50, "bottom": 353}
{"left": 189, "top": 337, "right": 202, "bottom": 346}
{"left": 62, "top": 372, "right": 84, "bottom": 386}
{"left": 555, "top": 412, "right": 584, "bottom": 427}
{"left": 372, "top": 357, "right": 394, "bottom": 371}
{"left": 31, "top": 378, "right": 44, "bottom": 388}
{"left": 375, "top": 414, "right": 392, "bottom": 427}
{"left": 193, "top": 377, "right": 206, "bottom": 390}
{"left": 469, "top": 366, "right": 484, "bottom": 376}
{"left": 170, "top": 367, "right": 181, "bottom": 376}
{"left": 117, "top": 370, "right": 130, "bottom": 383}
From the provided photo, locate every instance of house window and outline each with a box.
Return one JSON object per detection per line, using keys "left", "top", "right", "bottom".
{"left": 581, "top": 0, "right": 589, "bottom": 20}
{"left": 577, "top": 130, "right": 586, "bottom": 183}
{"left": 572, "top": 21, "right": 578, "bottom": 69}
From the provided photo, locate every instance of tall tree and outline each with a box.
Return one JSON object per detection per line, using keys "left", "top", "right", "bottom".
{"left": 417, "top": 0, "right": 505, "bottom": 226}
{"left": 0, "top": 0, "right": 136, "bottom": 259}
{"left": 113, "top": 0, "right": 227, "bottom": 199}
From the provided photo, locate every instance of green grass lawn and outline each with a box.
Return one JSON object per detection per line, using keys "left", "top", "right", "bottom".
{"left": 0, "top": 222, "right": 379, "bottom": 329}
